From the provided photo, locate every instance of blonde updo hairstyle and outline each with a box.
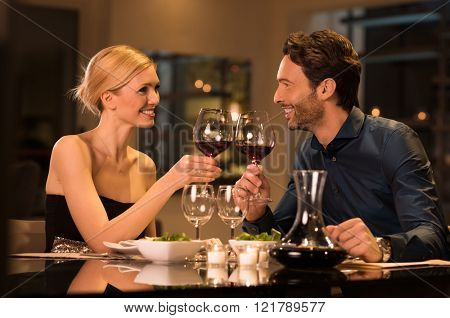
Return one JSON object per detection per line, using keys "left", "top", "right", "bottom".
{"left": 73, "top": 45, "right": 154, "bottom": 116}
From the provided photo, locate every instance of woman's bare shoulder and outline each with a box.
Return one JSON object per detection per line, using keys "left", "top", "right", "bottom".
{"left": 52, "top": 134, "right": 93, "bottom": 165}
{"left": 47, "top": 135, "right": 94, "bottom": 194}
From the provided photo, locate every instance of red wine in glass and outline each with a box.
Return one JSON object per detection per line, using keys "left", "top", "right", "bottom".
{"left": 235, "top": 110, "right": 275, "bottom": 203}
{"left": 195, "top": 140, "right": 232, "bottom": 158}
{"left": 193, "top": 108, "right": 233, "bottom": 187}
{"left": 234, "top": 142, "right": 274, "bottom": 164}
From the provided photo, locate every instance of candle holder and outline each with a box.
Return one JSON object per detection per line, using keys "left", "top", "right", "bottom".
{"left": 236, "top": 244, "right": 259, "bottom": 268}
{"left": 207, "top": 243, "right": 227, "bottom": 265}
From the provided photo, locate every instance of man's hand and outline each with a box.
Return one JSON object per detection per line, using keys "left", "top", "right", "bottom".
{"left": 234, "top": 164, "right": 270, "bottom": 222}
{"left": 325, "top": 218, "right": 382, "bottom": 263}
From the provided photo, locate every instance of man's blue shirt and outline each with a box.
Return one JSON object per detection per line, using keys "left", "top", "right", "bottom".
{"left": 243, "top": 107, "right": 450, "bottom": 261}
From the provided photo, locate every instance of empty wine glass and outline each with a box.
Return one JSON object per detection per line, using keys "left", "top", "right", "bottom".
{"left": 217, "top": 185, "right": 249, "bottom": 262}
{"left": 235, "top": 110, "right": 275, "bottom": 203}
{"left": 182, "top": 184, "right": 215, "bottom": 241}
{"left": 216, "top": 185, "right": 249, "bottom": 240}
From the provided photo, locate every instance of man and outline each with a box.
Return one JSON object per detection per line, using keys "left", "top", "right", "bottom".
{"left": 237, "top": 29, "right": 449, "bottom": 262}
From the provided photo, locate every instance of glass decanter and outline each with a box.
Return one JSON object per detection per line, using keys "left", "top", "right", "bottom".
{"left": 282, "top": 170, "right": 334, "bottom": 248}
{"left": 271, "top": 170, "right": 347, "bottom": 268}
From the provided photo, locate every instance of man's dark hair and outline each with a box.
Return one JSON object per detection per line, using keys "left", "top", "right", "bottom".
{"left": 283, "top": 29, "right": 361, "bottom": 112}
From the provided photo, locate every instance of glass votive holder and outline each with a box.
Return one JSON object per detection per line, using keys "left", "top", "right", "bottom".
{"left": 207, "top": 243, "right": 227, "bottom": 265}
{"left": 236, "top": 245, "right": 259, "bottom": 267}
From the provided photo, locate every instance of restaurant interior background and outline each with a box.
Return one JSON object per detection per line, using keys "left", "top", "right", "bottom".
{"left": 1, "top": 0, "right": 449, "bottom": 292}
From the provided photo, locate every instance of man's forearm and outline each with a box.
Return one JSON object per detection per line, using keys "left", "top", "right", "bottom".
{"left": 386, "top": 224, "right": 449, "bottom": 261}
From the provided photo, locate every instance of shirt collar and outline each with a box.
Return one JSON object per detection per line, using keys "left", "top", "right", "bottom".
{"left": 311, "top": 106, "right": 365, "bottom": 151}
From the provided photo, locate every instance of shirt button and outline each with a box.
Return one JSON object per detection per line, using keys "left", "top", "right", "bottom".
{"left": 331, "top": 156, "right": 337, "bottom": 162}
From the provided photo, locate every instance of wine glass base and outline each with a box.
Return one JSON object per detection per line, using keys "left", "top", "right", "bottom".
{"left": 187, "top": 250, "right": 207, "bottom": 263}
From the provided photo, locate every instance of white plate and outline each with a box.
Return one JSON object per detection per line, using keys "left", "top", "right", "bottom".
{"left": 135, "top": 240, "right": 204, "bottom": 263}
{"left": 103, "top": 240, "right": 140, "bottom": 254}
{"left": 228, "top": 239, "right": 278, "bottom": 254}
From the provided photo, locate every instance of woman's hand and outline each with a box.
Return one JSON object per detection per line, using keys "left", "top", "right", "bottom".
{"left": 164, "top": 155, "right": 222, "bottom": 190}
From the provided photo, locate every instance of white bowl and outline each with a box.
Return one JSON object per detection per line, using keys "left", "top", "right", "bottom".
{"left": 135, "top": 240, "right": 204, "bottom": 263}
{"left": 228, "top": 239, "right": 278, "bottom": 254}
{"left": 134, "top": 263, "right": 202, "bottom": 286}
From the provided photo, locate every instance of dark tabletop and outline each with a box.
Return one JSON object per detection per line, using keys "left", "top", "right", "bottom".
{"left": 5, "top": 258, "right": 450, "bottom": 297}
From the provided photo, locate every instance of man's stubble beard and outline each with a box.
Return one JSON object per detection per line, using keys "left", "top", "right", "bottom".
{"left": 289, "top": 91, "right": 325, "bottom": 131}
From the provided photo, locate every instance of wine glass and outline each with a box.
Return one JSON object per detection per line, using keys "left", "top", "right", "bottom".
{"left": 216, "top": 185, "right": 249, "bottom": 240}
{"left": 182, "top": 184, "right": 215, "bottom": 241}
{"left": 217, "top": 185, "right": 249, "bottom": 262}
{"left": 193, "top": 108, "right": 233, "bottom": 186}
{"left": 235, "top": 110, "right": 275, "bottom": 202}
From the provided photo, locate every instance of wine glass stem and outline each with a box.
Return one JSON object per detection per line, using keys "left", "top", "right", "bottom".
{"left": 195, "top": 226, "right": 200, "bottom": 240}
{"left": 230, "top": 227, "right": 235, "bottom": 240}
{"left": 251, "top": 160, "right": 262, "bottom": 199}
{"left": 205, "top": 154, "right": 214, "bottom": 186}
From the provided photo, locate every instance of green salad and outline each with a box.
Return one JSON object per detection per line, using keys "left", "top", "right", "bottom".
{"left": 235, "top": 229, "right": 281, "bottom": 241}
{"left": 146, "top": 232, "right": 191, "bottom": 241}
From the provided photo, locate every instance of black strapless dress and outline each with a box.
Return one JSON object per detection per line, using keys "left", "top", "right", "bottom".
{"left": 45, "top": 194, "right": 134, "bottom": 252}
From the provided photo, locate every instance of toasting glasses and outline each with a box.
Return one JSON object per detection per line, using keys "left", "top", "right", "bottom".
{"left": 235, "top": 111, "right": 275, "bottom": 203}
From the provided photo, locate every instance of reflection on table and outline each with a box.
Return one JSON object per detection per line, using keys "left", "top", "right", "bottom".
{"left": 67, "top": 260, "right": 153, "bottom": 295}
{"left": 6, "top": 258, "right": 450, "bottom": 297}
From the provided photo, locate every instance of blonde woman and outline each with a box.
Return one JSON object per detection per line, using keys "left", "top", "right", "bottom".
{"left": 45, "top": 45, "right": 221, "bottom": 253}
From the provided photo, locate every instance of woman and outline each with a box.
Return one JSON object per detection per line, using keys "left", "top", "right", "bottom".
{"left": 45, "top": 45, "right": 221, "bottom": 253}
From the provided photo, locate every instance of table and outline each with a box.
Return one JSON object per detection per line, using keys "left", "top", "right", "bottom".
{"left": 5, "top": 258, "right": 450, "bottom": 297}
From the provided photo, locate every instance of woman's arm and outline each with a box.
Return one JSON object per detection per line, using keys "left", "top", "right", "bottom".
{"left": 51, "top": 136, "right": 220, "bottom": 252}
